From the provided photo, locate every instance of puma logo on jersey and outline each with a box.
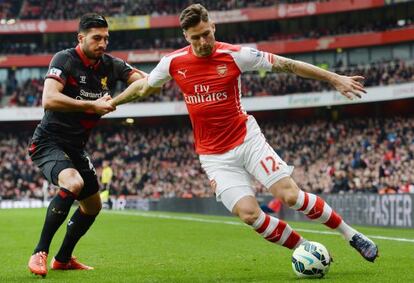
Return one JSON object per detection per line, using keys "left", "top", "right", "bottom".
{"left": 178, "top": 69, "right": 187, "bottom": 78}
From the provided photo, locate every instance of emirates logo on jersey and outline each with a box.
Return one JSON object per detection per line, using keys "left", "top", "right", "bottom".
{"left": 216, "top": 64, "right": 227, "bottom": 77}
{"left": 185, "top": 84, "right": 228, "bottom": 105}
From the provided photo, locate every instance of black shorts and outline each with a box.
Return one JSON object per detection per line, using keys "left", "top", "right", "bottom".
{"left": 28, "top": 139, "right": 99, "bottom": 200}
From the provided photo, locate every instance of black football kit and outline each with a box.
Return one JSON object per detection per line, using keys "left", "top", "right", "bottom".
{"left": 29, "top": 45, "right": 139, "bottom": 200}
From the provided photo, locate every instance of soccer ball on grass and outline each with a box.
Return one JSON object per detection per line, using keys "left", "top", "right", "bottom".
{"left": 291, "top": 241, "right": 331, "bottom": 278}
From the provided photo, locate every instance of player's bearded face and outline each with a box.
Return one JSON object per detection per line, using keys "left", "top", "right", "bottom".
{"left": 185, "top": 21, "right": 216, "bottom": 57}
{"left": 79, "top": 28, "right": 109, "bottom": 60}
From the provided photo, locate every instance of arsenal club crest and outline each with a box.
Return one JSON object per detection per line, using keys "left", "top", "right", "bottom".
{"left": 216, "top": 64, "right": 227, "bottom": 77}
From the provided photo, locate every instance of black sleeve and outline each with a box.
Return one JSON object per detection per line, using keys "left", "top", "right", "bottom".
{"left": 45, "top": 50, "right": 71, "bottom": 85}
{"left": 112, "top": 57, "right": 138, "bottom": 83}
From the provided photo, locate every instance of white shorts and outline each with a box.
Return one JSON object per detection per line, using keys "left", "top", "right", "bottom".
{"left": 200, "top": 116, "right": 294, "bottom": 212}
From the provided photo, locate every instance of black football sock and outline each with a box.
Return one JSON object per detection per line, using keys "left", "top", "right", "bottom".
{"left": 55, "top": 207, "right": 97, "bottom": 263}
{"left": 34, "top": 188, "right": 76, "bottom": 254}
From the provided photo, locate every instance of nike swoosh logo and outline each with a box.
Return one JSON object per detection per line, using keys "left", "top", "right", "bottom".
{"left": 298, "top": 254, "right": 314, "bottom": 265}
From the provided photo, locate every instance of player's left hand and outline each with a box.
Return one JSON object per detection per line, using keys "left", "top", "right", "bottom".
{"left": 93, "top": 94, "right": 116, "bottom": 115}
{"left": 331, "top": 75, "right": 366, "bottom": 100}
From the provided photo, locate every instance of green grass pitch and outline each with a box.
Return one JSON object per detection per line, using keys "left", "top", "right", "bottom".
{"left": 1, "top": 208, "right": 414, "bottom": 282}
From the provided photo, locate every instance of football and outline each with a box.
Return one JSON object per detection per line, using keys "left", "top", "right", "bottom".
{"left": 291, "top": 241, "right": 331, "bottom": 278}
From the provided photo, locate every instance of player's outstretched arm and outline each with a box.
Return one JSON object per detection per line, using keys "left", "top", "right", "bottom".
{"left": 271, "top": 55, "right": 366, "bottom": 100}
{"left": 42, "top": 78, "right": 115, "bottom": 114}
{"left": 127, "top": 70, "right": 148, "bottom": 85}
{"left": 110, "top": 77, "right": 159, "bottom": 107}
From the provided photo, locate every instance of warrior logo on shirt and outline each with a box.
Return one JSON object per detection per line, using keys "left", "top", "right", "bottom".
{"left": 80, "top": 75, "right": 87, "bottom": 84}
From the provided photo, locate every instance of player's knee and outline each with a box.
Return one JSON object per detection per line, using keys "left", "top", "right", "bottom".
{"left": 238, "top": 208, "right": 261, "bottom": 225}
{"left": 270, "top": 177, "right": 299, "bottom": 207}
{"left": 65, "top": 179, "right": 84, "bottom": 195}
{"left": 232, "top": 195, "right": 261, "bottom": 225}
{"left": 74, "top": 177, "right": 85, "bottom": 190}
{"left": 282, "top": 189, "right": 299, "bottom": 207}
{"left": 58, "top": 169, "right": 85, "bottom": 195}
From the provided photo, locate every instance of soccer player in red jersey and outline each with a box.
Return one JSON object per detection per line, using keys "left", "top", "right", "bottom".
{"left": 111, "top": 4, "right": 378, "bottom": 262}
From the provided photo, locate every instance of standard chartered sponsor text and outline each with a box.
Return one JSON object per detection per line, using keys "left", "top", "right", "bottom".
{"left": 77, "top": 89, "right": 106, "bottom": 100}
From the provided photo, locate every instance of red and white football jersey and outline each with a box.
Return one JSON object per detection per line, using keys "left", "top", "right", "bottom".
{"left": 148, "top": 41, "right": 274, "bottom": 154}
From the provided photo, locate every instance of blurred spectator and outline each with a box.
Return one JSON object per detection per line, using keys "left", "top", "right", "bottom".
{"left": 5, "top": 78, "right": 43, "bottom": 107}
{"left": 260, "top": 198, "right": 283, "bottom": 214}
{"left": 100, "top": 160, "right": 114, "bottom": 209}
{"left": 15, "top": 0, "right": 325, "bottom": 20}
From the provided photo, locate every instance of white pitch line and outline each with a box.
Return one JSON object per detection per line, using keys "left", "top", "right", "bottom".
{"left": 105, "top": 210, "right": 414, "bottom": 243}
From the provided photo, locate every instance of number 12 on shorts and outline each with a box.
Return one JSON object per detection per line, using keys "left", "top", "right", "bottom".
{"left": 260, "top": 156, "right": 280, "bottom": 175}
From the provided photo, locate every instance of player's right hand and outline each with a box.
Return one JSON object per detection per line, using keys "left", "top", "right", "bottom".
{"left": 93, "top": 94, "right": 116, "bottom": 115}
{"left": 332, "top": 75, "right": 366, "bottom": 100}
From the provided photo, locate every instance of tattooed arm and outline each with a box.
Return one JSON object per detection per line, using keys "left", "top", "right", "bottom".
{"left": 272, "top": 55, "right": 366, "bottom": 99}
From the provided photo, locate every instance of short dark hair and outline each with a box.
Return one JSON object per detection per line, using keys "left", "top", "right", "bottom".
{"left": 79, "top": 13, "right": 108, "bottom": 33}
{"left": 179, "top": 4, "right": 209, "bottom": 30}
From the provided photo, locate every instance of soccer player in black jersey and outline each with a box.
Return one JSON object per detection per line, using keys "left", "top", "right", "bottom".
{"left": 27, "top": 13, "right": 146, "bottom": 277}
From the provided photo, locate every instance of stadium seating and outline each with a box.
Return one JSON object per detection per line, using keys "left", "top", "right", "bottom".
{"left": 14, "top": 0, "right": 312, "bottom": 20}
{"left": 1, "top": 15, "right": 411, "bottom": 55}
{"left": 1, "top": 117, "right": 413, "bottom": 200}
{"left": 1, "top": 59, "right": 412, "bottom": 107}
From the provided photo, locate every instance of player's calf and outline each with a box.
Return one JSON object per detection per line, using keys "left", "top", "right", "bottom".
{"left": 288, "top": 188, "right": 379, "bottom": 262}
{"left": 251, "top": 211, "right": 304, "bottom": 249}
{"left": 270, "top": 177, "right": 356, "bottom": 237}
{"left": 291, "top": 190, "right": 343, "bottom": 229}
{"left": 232, "top": 195, "right": 304, "bottom": 249}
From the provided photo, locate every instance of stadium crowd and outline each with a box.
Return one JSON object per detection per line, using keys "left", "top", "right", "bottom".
{"left": 0, "top": 0, "right": 329, "bottom": 20}
{"left": 1, "top": 16, "right": 411, "bottom": 55}
{"left": 2, "top": 59, "right": 413, "bottom": 107}
{"left": 1, "top": 116, "right": 413, "bottom": 200}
